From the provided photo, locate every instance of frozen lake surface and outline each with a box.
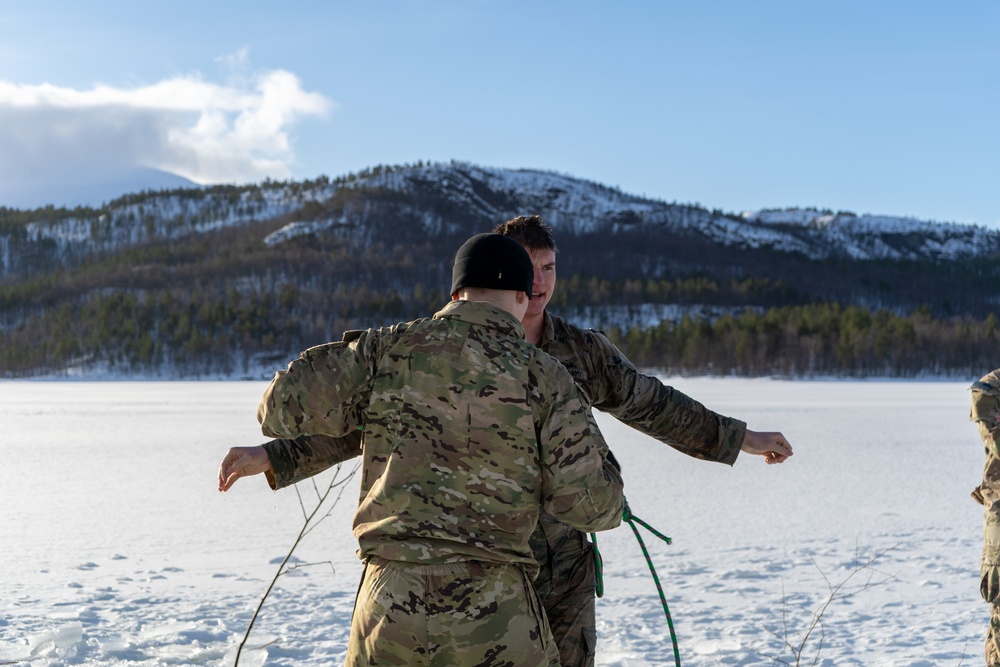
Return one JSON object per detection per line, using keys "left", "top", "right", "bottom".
{"left": 0, "top": 377, "right": 987, "bottom": 665}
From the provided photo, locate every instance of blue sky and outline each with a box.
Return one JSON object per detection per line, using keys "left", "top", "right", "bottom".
{"left": 1, "top": 1, "right": 997, "bottom": 227}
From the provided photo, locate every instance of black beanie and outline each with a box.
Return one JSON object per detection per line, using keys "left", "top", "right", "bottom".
{"left": 451, "top": 233, "right": 533, "bottom": 298}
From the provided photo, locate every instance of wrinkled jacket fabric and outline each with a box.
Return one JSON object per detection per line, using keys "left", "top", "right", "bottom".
{"left": 257, "top": 300, "right": 624, "bottom": 573}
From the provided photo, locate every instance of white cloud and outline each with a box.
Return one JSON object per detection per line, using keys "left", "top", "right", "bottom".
{"left": 0, "top": 65, "right": 332, "bottom": 191}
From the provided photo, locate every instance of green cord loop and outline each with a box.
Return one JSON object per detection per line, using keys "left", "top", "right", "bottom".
{"left": 591, "top": 498, "right": 681, "bottom": 667}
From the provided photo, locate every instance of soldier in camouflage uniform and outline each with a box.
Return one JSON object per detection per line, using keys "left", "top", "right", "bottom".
{"left": 491, "top": 215, "right": 793, "bottom": 666}
{"left": 221, "top": 216, "right": 794, "bottom": 667}
{"left": 971, "top": 369, "right": 1000, "bottom": 666}
{"left": 221, "top": 233, "right": 624, "bottom": 667}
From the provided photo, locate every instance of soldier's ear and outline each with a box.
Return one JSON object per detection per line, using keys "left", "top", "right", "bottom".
{"left": 451, "top": 291, "right": 460, "bottom": 301}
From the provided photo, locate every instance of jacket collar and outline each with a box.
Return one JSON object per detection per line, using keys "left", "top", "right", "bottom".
{"left": 538, "top": 310, "right": 558, "bottom": 349}
{"left": 433, "top": 300, "right": 526, "bottom": 339}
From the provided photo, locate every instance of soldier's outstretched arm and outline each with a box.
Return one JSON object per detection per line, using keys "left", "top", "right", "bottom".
{"left": 263, "top": 431, "right": 363, "bottom": 489}
{"left": 740, "top": 429, "right": 794, "bottom": 464}
{"left": 569, "top": 325, "right": 746, "bottom": 465}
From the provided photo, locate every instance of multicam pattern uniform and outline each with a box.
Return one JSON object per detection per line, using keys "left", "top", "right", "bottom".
{"left": 971, "top": 369, "right": 1000, "bottom": 667}
{"left": 257, "top": 300, "right": 625, "bottom": 667}
{"left": 262, "top": 309, "right": 748, "bottom": 667}
{"left": 527, "top": 311, "right": 747, "bottom": 667}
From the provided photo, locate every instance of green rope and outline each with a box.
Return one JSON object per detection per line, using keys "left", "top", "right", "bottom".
{"left": 591, "top": 499, "right": 681, "bottom": 667}
{"left": 593, "top": 532, "right": 606, "bottom": 598}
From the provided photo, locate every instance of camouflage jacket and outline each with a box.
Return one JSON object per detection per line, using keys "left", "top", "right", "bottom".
{"left": 262, "top": 309, "right": 746, "bottom": 488}
{"left": 257, "top": 300, "right": 624, "bottom": 572}
{"left": 539, "top": 311, "right": 745, "bottom": 464}
{"left": 973, "top": 369, "right": 1000, "bottom": 510}
{"left": 971, "top": 369, "right": 1000, "bottom": 603}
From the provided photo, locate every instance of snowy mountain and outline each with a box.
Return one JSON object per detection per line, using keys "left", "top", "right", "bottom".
{"left": 2, "top": 161, "right": 998, "bottom": 379}
{"left": 261, "top": 163, "right": 1000, "bottom": 262}
{"left": 7, "top": 162, "right": 997, "bottom": 277}
{"left": 738, "top": 208, "right": 997, "bottom": 261}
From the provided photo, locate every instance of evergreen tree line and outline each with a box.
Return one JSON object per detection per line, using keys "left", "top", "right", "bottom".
{"left": 604, "top": 303, "right": 999, "bottom": 378}
{"left": 2, "top": 280, "right": 997, "bottom": 378}
{"left": 0, "top": 282, "right": 450, "bottom": 378}
{"left": 548, "top": 274, "right": 804, "bottom": 310}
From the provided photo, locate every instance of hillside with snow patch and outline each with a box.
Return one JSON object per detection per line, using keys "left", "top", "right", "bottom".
{"left": 5, "top": 162, "right": 999, "bottom": 281}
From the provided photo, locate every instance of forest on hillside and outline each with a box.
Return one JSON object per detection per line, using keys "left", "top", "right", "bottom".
{"left": 3, "top": 284, "right": 996, "bottom": 379}
{"left": 1, "top": 179, "right": 998, "bottom": 379}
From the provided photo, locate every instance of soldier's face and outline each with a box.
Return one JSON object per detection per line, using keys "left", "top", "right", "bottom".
{"left": 526, "top": 247, "right": 556, "bottom": 318}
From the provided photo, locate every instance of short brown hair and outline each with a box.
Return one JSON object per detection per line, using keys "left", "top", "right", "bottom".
{"left": 492, "top": 215, "right": 557, "bottom": 253}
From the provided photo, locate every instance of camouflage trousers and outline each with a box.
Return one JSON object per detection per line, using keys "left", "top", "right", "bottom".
{"left": 345, "top": 556, "right": 559, "bottom": 667}
{"left": 532, "top": 513, "right": 599, "bottom": 667}
{"left": 989, "top": 604, "right": 1000, "bottom": 667}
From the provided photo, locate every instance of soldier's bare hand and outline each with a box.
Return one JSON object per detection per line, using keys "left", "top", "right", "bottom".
{"left": 218, "top": 446, "right": 271, "bottom": 491}
{"left": 741, "top": 430, "right": 793, "bottom": 464}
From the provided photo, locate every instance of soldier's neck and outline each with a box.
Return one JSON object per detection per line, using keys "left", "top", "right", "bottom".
{"left": 523, "top": 311, "right": 544, "bottom": 347}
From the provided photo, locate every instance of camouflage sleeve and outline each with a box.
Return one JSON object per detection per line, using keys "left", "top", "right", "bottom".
{"left": 257, "top": 334, "right": 377, "bottom": 442}
{"left": 262, "top": 430, "right": 363, "bottom": 490}
{"left": 536, "top": 361, "right": 624, "bottom": 533}
{"left": 587, "top": 330, "right": 746, "bottom": 466}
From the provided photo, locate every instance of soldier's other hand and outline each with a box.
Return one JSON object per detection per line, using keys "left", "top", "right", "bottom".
{"left": 218, "top": 446, "right": 271, "bottom": 492}
{"left": 741, "top": 430, "right": 793, "bottom": 464}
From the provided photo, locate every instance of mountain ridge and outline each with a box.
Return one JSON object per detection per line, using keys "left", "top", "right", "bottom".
{"left": 7, "top": 162, "right": 997, "bottom": 277}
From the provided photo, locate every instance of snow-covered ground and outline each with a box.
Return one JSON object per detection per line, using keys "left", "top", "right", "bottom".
{"left": 0, "top": 377, "right": 986, "bottom": 665}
